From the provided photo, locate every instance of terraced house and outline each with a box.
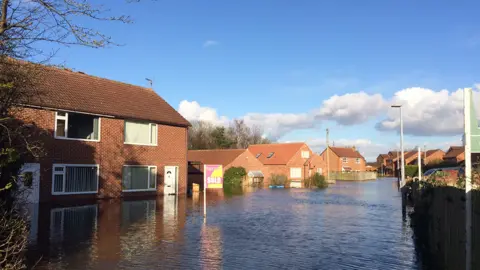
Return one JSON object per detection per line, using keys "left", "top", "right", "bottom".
{"left": 16, "top": 64, "right": 190, "bottom": 203}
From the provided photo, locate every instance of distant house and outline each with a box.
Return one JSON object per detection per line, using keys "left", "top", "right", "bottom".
{"left": 424, "top": 149, "right": 445, "bottom": 164}
{"left": 16, "top": 63, "right": 190, "bottom": 203}
{"left": 366, "top": 162, "right": 378, "bottom": 172}
{"left": 443, "top": 146, "right": 465, "bottom": 164}
{"left": 187, "top": 149, "right": 265, "bottom": 188}
{"left": 377, "top": 154, "right": 393, "bottom": 175}
{"left": 320, "top": 146, "right": 367, "bottom": 173}
{"left": 248, "top": 142, "right": 324, "bottom": 188}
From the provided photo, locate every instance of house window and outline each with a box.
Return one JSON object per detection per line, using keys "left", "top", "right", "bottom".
{"left": 317, "top": 168, "right": 323, "bottom": 174}
{"left": 124, "top": 121, "right": 157, "bottom": 146}
{"left": 52, "top": 165, "right": 99, "bottom": 195}
{"left": 256, "top": 153, "right": 262, "bottom": 158}
{"left": 267, "top": 152, "right": 274, "bottom": 158}
{"left": 290, "top": 167, "right": 302, "bottom": 178}
{"left": 122, "top": 165, "right": 157, "bottom": 191}
{"left": 301, "top": 151, "right": 310, "bottom": 158}
{"left": 55, "top": 112, "right": 100, "bottom": 141}
{"left": 342, "top": 157, "right": 348, "bottom": 163}
{"left": 356, "top": 158, "right": 360, "bottom": 164}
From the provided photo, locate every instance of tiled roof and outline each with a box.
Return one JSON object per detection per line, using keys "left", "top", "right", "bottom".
{"left": 378, "top": 154, "right": 390, "bottom": 159}
{"left": 188, "top": 149, "right": 245, "bottom": 168}
{"left": 444, "top": 146, "right": 464, "bottom": 158}
{"left": 330, "top": 147, "right": 365, "bottom": 159}
{"left": 248, "top": 142, "right": 305, "bottom": 165}
{"left": 25, "top": 63, "right": 190, "bottom": 127}
{"left": 426, "top": 149, "right": 444, "bottom": 157}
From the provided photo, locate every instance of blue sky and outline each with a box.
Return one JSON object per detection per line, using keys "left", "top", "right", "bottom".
{"left": 46, "top": 0, "right": 480, "bottom": 160}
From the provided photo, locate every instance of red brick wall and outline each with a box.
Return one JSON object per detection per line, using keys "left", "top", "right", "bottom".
{"left": 321, "top": 149, "right": 341, "bottom": 172}
{"left": 18, "top": 107, "right": 188, "bottom": 202}
{"left": 226, "top": 150, "right": 264, "bottom": 172}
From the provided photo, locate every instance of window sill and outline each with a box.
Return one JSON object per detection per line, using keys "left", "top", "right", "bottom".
{"left": 123, "top": 189, "right": 157, "bottom": 193}
{"left": 124, "top": 142, "right": 158, "bottom": 147}
{"left": 54, "top": 136, "right": 100, "bottom": 142}
{"left": 52, "top": 191, "right": 98, "bottom": 195}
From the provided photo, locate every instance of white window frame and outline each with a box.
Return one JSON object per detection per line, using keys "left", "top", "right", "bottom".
{"left": 124, "top": 121, "right": 158, "bottom": 146}
{"left": 301, "top": 151, "right": 310, "bottom": 158}
{"left": 342, "top": 157, "right": 348, "bottom": 163}
{"left": 122, "top": 165, "right": 157, "bottom": 192}
{"left": 290, "top": 167, "right": 302, "bottom": 179}
{"left": 54, "top": 111, "right": 101, "bottom": 142}
{"left": 356, "top": 158, "right": 360, "bottom": 164}
{"left": 316, "top": 168, "right": 323, "bottom": 174}
{"left": 51, "top": 164, "right": 99, "bottom": 195}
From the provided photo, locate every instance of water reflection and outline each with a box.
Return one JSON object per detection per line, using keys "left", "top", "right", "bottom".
{"left": 27, "top": 179, "right": 423, "bottom": 269}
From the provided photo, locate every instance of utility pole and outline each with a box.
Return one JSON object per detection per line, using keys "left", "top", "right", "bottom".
{"left": 464, "top": 88, "right": 472, "bottom": 270}
{"left": 326, "top": 128, "right": 330, "bottom": 182}
{"left": 418, "top": 146, "right": 422, "bottom": 181}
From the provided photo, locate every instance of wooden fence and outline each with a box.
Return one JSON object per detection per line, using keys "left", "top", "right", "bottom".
{"left": 409, "top": 183, "right": 480, "bottom": 269}
{"left": 328, "top": 171, "right": 377, "bottom": 181}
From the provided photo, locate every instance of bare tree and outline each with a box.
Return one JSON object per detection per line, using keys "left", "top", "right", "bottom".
{"left": 0, "top": 0, "right": 134, "bottom": 59}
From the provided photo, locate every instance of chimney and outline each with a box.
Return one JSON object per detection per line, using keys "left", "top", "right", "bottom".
{"left": 352, "top": 146, "right": 356, "bottom": 151}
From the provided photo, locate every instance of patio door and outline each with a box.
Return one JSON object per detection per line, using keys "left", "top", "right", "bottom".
{"left": 164, "top": 166, "right": 178, "bottom": 195}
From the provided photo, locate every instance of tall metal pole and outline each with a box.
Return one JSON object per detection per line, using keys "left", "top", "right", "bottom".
{"left": 400, "top": 106, "right": 405, "bottom": 187}
{"left": 326, "top": 128, "right": 330, "bottom": 182}
{"left": 464, "top": 88, "right": 472, "bottom": 270}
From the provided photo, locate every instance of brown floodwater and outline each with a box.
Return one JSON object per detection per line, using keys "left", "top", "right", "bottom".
{"left": 25, "top": 178, "right": 426, "bottom": 269}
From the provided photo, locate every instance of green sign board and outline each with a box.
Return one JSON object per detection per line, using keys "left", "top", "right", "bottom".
{"left": 467, "top": 88, "right": 480, "bottom": 153}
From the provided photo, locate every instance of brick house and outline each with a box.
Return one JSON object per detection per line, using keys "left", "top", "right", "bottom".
{"left": 16, "top": 64, "right": 190, "bottom": 203}
{"left": 247, "top": 143, "right": 324, "bottom": 188}
{"left": 443, "top": 146, "right": 465, "bottom": 164}
{"left": 377, "top": 154, "right": 393, "bottom": 175}
{"left": 187, "top": 149, "right": 264, "bottom": 188}
{"left": 320, "top": 146, "right": 367, "bottom": 172}
{"left": 424, "top": 149, "right": 445, "bottom": 164}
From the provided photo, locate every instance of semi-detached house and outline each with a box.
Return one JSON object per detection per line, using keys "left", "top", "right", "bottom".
{"left": 17, "top": 64, "right": 190, "bottom": 203}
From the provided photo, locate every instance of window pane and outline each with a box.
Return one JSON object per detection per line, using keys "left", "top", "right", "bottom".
{"left": 149, "top": 167, "right": 156, "bottom": 189}
{"left": 125, "top": 121, "right": 151, "bottom": 144}
{"left": 68, "top": 113, "right": 98, "bottom": 140}
{"left": 92, "top": 117, "right": 100, "bottom": 140}
{"left": 57, "top": 112, "right": 66, "bottom": 117}
{"left": 65, "top": 166, "right": 97, "bottom": 193}
{"left": 56, "top": 119, "right": 66, "bottom": 137}
{"left": 150, "top": 124, "right": 157, "bottom": 145}
{"left": 54, "top": 174, "right": 64, "bottom": 192}
{"left": 123, "top": 167, "right": 149, "bottom": 190}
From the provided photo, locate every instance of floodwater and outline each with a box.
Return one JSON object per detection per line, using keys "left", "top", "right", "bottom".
{"left": 26, "top": 178, "right": 425, "bottom": 269}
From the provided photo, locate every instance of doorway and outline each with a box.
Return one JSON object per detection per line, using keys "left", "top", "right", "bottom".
{"left": 164, "top": 166, "right": 178, "bottom": 195}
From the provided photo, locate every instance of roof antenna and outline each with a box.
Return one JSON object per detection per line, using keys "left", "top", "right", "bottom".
{"left": 145, "top": 78, "right": 153, "bottom": 88}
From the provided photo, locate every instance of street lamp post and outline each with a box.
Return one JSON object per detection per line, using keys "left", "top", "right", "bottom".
{"left": 392, "top": 105, "right": 405, "bottom": 187}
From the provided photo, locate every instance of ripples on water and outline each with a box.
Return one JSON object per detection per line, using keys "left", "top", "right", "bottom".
{"left": 26, "top": 178, "right": 423, "bottom": 269}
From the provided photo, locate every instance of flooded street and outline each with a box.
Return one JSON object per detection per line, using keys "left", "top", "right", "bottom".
{"left": 26, "top": 178, "right": 423, "bottom": 269}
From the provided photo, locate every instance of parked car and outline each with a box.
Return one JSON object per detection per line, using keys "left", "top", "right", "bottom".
{"left": 423, "top": 167, "right": 464, "bottom": 185}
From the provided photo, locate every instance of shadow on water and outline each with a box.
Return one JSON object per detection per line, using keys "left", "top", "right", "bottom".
{"left": 26, "top": 179, "right": 426, "bottom": 269}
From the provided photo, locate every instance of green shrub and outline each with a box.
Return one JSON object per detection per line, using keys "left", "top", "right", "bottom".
{"left": 405, "top": 165, "right": 419, "bottom": 178}
{"left": 224, "top": 167, "right": 246, "bottom": 187}
{"left": 269, "top": 174, "right": 288, "bottom": 186}
{"left": 304, "top": 173, "right": 328, "bottom": 189}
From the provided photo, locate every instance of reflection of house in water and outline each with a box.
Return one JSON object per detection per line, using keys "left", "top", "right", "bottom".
{"left": 28, "top": 197, "right": 188, "bottom": 269}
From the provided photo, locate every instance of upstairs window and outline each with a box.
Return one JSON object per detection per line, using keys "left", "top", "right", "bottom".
{"left": 267, "top": 152, "right": 274, "bottom": 158}
{"left": 356, "top": 158, "right": 360, "bottom": 164}
{"left": 301, "top": 151, "right": 310, "bottom": 158}
{"left": 124, "top": 120, "right": 157, "bottom": 146}
{"left": 55, "top": 112, "right": 100, "bottom": 141}
{"left": 342, "top": 157, "right": 348, "bottom": 163}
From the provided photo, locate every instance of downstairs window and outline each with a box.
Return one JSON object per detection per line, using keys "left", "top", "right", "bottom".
{"left": 52, "top": 165, "right": 99, "bottom": 195}
{"left": 122, "top": 166, "right": 157, "bottom": 191}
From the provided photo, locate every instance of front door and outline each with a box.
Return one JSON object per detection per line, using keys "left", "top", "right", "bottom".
{"left": 164, "top": 166, "right": 178, "bottom": 195}
{"left": 18, "top": 163, "right": 41, "bottom": 204}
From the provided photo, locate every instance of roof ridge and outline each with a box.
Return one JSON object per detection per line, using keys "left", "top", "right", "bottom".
{"left": 43, "top": 64, "right": 155, "bottom": 93}
{"left": 249, "top": 142, "right": 304, "bottom": 146}
{"left": 188, "top": 149, "right": 245, "bottom": 151}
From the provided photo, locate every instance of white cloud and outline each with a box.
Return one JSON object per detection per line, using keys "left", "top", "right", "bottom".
{"left": 243, "top": 113, "right": 316, "bottom": 140}
{"left": 178, "top": 100, "right": 228, "bottom": 126}
{"left": 203, "top": 40, "right": 219, "bottom": 48}
{"left": 376, "top": 87, "right": 477, "bottom": 136}
{"left": 315, "top": 92, "right": 387, "bottom": 125}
